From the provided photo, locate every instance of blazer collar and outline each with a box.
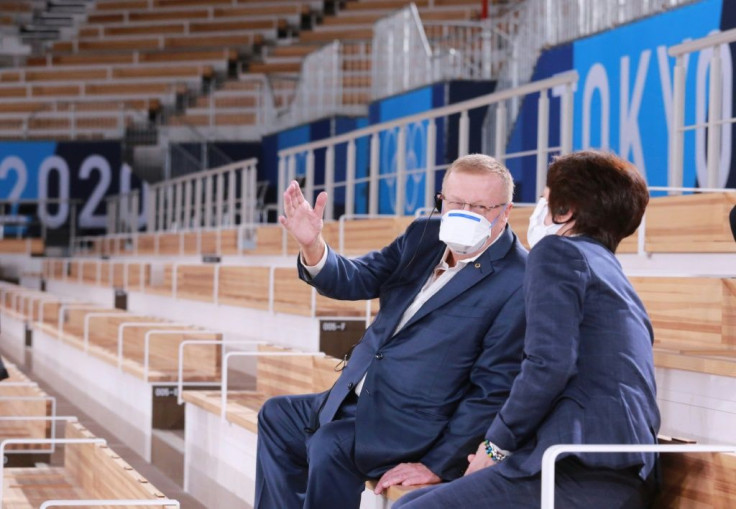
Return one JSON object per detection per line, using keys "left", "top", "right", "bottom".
{"left": 397, "top": 225, "right": 516, "bottom": 333}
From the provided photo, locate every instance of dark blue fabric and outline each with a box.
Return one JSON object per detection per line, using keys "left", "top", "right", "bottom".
{"left": 393, "top": 457, "right": 654, "bottom": 509}
{"left": 256, "top": 394, "right": 364, "bottom": 509}
{"left": 256, "top": 218, "right": 528, "bottom": 508}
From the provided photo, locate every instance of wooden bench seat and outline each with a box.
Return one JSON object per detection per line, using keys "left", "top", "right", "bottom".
{"left": 628, "top": 276, "right": 736, "bottom": 378}
{"left": 0, "top": 238, "right": 43, "bottom": 254}
{"left": 182, "top": 345, "right": 340, "bottom": 432}
{"left": 27, "top": 48, "right": 236, "bottom": 67}
{"left": 298, "top": 27, "right": 373, "bottom": 43}
{"left": 3, "top": 421, "right": 176, "bottom": 508}
{"left": 0, "top": 358, "right": 52, "bottom": 451}
{"left": 645, "top": 192, "right": 736, "bottom": 253}
{"left": 34, "top": 305, "right": 222, "bottom": 383}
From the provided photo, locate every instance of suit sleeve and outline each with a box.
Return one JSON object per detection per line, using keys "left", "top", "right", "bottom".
{"left": 297, "top": 225, "right": 411, "bottom": 301}
{"left": 419, "top": 285, "right": 526, "bottom": 480}
{"left": 485, "top": 237, "right": 590, "bottom": 452}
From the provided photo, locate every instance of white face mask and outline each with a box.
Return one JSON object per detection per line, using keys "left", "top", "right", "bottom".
{"left": 527, "top": 197, "right": 562, "bottom": 248}
{"left": 439, "top": 210, "right": 498, "bottom": 255}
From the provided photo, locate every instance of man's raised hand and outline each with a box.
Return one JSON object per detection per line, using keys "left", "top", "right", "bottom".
{"left": 279, "top": 180, "right": 328, "bottom": 265}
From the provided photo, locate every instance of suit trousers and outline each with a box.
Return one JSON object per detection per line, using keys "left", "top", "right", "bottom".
{"left": 255, "top": 392, "right": 365, "bottom": 509}
{"left": 393, "top": 457, "right": 654, "bottom": 509}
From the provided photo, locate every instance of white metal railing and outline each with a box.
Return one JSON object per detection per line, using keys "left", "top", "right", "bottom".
{"left": 499, "top": 0, "right": 698, "bottom": 96}
{"left": 278, "top": 72, "right": 577, "bottom": 219}
{"left": 176, "top": 339, "right": 264, "bottom": 405}
{"left": 106, "top": 189, "right": 145, "bottom": 235}
{"left": 540, "top": 443, "right": 736, "bottom": 509}
{"left": 423, "top": 19, "right": 511, "bottom": 83}
{"left": 0, "top": 438, "right": 103, "bottom": 509}
{"left": 200, "top": 73, "right": 277, "bottom": 130}
{"left": 40, "top": 501, "right": 180, "bottom": 508}
{"left": 0, "top": 396, "right": 58, "bottom": 453}
{"left": 143, "top": 158, "right": 257, "bottom": 233}
{"left": 219, "top": 351, "right": 325, "bottom": 421}
{"left": 270, "top": 40, "right": 371, "bottom": 131}
{"left": 372, "top": 4, "right": 432, "bottom": 100}
{"left": 668, "top": 27, "right": 736, "bottom": 191}
{"left": 372, "top": 4, "right": 516, "bottom": 100}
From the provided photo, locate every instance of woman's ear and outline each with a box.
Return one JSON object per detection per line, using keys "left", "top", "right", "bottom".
{"left": 553, "top": 207, "right": 574, "bottom": 224}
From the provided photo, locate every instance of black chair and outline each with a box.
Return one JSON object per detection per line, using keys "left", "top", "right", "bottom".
{"left": 729, "top": 204, "right": 736, "bottom": 242}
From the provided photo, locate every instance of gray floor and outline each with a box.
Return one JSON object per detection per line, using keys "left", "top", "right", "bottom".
{"left": 9, "top": 351, "right": 210, "bottom": 509}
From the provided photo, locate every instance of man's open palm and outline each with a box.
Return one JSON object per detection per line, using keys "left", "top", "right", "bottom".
{"left": 279, "top": 180, "right": 328, "bottom": 254}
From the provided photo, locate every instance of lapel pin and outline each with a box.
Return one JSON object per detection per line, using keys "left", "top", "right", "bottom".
{"left": 474, "top": 262, "right": 481, "bottom": 269}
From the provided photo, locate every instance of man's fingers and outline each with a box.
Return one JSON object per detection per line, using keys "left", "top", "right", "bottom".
{"left": 313, "top": 191, "right": 328, "bottom": 218}
{"left": 291, "top": 180, "right": 305, "bottom": 204}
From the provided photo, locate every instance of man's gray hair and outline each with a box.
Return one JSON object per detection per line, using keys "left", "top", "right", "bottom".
{"left": 442, "top": 154, "right": 514, "bottom": 203}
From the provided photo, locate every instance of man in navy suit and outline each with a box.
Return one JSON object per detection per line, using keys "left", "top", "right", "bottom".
{"left": 255, "top": 154, "right": 528, "bottom": 509}
{"left": 396, "top": 151, "right": 660, "bottom": 508}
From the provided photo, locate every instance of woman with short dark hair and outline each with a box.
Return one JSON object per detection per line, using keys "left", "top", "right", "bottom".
{"left": 396, "top": 150, "right": 660, "bottom": 509}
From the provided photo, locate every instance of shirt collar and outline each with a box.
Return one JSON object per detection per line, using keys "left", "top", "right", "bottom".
{"left": 437, "top": 229, "right": 503, "bottom": 270}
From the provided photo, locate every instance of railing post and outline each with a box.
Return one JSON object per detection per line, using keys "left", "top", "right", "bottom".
{"left": 146, "top": 184, "right": 156, "bottom": 232}
{"left": 346, "top": 140, "right": 356, "bottom": 217}
{"left": 215, "top": 172, "right": 225, "bottom": 228}
{"left": 204, "top": 174, "right": 213, "bottom": 228}
{"left": 425, "top": 119, "right": 436, "bottom": 208}
{"left": 706, "top": 45, "right": 722, "bottom": 189}
{"left": 458, "top": 110, "right": 469, "bottom": 157}
{"left": 369, "top": 133, "right": 380, "bottom": 215}
{"left": 156, "top": 187, "right": 165, "bottom": 232}
{"left": 277, "top": 155, "right": 286, "bottom": 217}
{"left": 324, "top": 146, "right": 335, "bottom": 221}
{"left": 669, "top": 55, "right": 685, "bottom": 194}
{"left": 165, "top": 184, "right": 174, "bottom": 230}
{"left": 494, "top": 101, "right": 507, "bottom": 164}
{"left": 396, "top": 126, "right": 406, "bottom": 215}
{"left": 305, "top": 150, "right": 315, "bottom": 206}
{"left": 193, "top": 177, "right": 202, "bottom": 228}
{"left": 228, "top": 168, "right": 236, "bottom": 226}
{"left": 184, "top": 180, "right": 192, "bottom": 230}
{"left": 560, "top": 82, "right": 574, "bottom": 155}
{"left": 536, "top": 89, "right": 550, "bottom": 197}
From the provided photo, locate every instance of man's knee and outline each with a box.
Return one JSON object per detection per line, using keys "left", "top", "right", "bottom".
{"left": 258, "top": 395, "right": 294, "bottom": 437}
{"left": 306, "top": 424, "right": 354, "bottom": 472}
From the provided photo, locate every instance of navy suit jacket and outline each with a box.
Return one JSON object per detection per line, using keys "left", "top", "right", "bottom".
{"left": 486, "top": 235, "right": 661, "bottom": 479}
{"left": 298, "top": 218, "right": 527, "bottom": 480}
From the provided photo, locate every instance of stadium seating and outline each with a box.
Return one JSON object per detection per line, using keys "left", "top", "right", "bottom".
{"left": 180, "top": 344, "right": 340, "bottom": 506}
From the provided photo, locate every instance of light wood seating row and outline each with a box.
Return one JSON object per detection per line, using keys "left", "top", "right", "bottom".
{"left": 0, "top": 63, "right": 214, "bottom": 83}
{"left": 0, "top": 80, "right": 187, "bottom": 100}
{"left": 26, "top": 48, "right": 237, "bottom": 68}
{"left": 43, "top": 258, "right": 380, "bottom": 318}
{"left": 49, "top": 31, "right": 262, "bottom": 54}
{"left": 32, "top": 303, "right": 222, "bottom": 383}
{"left": 508, "top": 192, "right": 736, "bottom": 252}
{"left": 87, "top": 4, "right": 302, "bottom": 24}
{"left": 4, "top": 420, "right": 176, "bottom": 508}
{"left": 68, "top": 192, "right": 736, "bottom": 259}
{"left": 182, "top": 344, "right": 340, "bottom": 432}
{"left": 0, "top": 357, "right": 52, "bottom": 451}
{"left": 630, "top": 276, "right": 736, "bottom": 378}
{"left": 0, "top": 282, "right": 62, "bottom": 325}
{"left": 0, "top": 97, "right": 160, "bottom": 114}
{"left": 0, "top": 238, "right": 43, "bottom": 254}
{"left": 78, "top": 17, "right": 284, "bottom": 38}
{"left": 92, "top": 0, "right": 314, "bottom": 12}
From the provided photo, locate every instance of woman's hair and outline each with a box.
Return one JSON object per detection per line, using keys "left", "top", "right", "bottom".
{"left": 547, "top": 150, "right": 649, "bottom": 252}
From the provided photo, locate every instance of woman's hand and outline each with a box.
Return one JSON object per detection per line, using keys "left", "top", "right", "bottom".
{"left": 464, "top": 441, "right": 497, "bottom": 476}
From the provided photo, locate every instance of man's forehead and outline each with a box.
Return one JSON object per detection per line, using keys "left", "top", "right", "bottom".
{"left": 444, "top": 172, "right": 504, "bottom": 195}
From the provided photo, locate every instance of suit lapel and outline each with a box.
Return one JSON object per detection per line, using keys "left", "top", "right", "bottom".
{"left": 398, "top": 226, "right": 515, "bottom": 332}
